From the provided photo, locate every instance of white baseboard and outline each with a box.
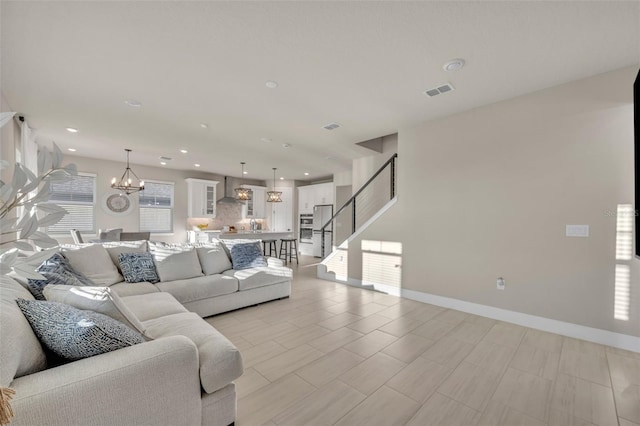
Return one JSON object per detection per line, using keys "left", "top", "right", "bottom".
{"left": 318, "top": 275, "right": 640, "bottom": 353}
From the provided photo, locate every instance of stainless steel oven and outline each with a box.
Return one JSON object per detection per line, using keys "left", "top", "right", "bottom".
{"left": 299, "top": 214, "right": 313, "bottom": 243}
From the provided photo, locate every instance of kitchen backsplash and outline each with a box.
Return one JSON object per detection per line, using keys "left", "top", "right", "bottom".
{"left": 186, "top": 202, "right": 265, "bottom": 231}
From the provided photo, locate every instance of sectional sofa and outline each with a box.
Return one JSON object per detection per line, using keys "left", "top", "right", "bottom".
{"left": 0, "top": 239, "right": 293, "bottom": 426}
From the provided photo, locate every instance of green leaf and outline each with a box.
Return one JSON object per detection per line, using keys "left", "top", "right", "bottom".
{"left": 36, "top": 203, "right": 66, "bottom": 214}
{"left": 38, "top": 146, "right": 51, "bottom": 176}
{"left": 12, "top": 164, "right": 27, "bottom": 189}
{"left": 19, "top": 214, "right": 38, "bottom": 239}
{"left": 64, "top": 163, "right": 78, "bottom": 176}
{"left": 11, "top": 263, "right": 45, "bottom": 280}
{"left": 35, "top": 211, "right": 66, "bottom": 227}
{"left": 13, "top": 241, "right": 34, "bottom": 251}
{"left": 0, "top": 182, "right": 16, "bottom": 204}
{"left": 0, "top": 216, "right": 18, "bottom": 232}
{"left": 0, "top": 249, "right": 18, "bottom": 267}
{"left": 31, "top": 181, "right": 51, "bottom": 204}
{"left": 52, "top": 143, "right": 63, "bottom": 169}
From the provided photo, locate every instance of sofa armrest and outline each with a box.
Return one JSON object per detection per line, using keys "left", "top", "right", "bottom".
{"left": 10, "top": 336, "right": 202, "bottom": 426}
{"left": 266, "top": 256, "right": 285, "bottom": 267}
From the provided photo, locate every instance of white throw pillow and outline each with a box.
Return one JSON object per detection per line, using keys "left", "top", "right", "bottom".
{"left": 195, "top": 243, "right": 232, "bottom": 275}
{"left": 62, "top": 244, "right": 123, "bottom": 285}
{"left": 148, "top": 242, "right": 204, "bottom": 282}
{"left": 43, "top": 285, "right": 148, "bottom": 337}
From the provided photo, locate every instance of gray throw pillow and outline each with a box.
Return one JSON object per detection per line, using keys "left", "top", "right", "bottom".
{"left": 148, "top": 242, "right": 203, "bottom": 282}
{"left": 195, "top": 243, "right": 232, "bottom": 275}
{"left": 229, "top": 242, "right": 268, "bottom": 270}
{"left": 27, "top": 253, "right": 94, "bottom": 300}
{"left": 16, "top": 298, "right": 144, "bottom": 361}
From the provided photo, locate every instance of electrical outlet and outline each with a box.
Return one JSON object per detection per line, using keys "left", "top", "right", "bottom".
{"left": 496, "top": 277, "right": 505, "bottom": 290}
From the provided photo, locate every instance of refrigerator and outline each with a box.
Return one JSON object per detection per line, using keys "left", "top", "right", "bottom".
{"left": 312, "top": 204, "right": 333, "bottom": 257}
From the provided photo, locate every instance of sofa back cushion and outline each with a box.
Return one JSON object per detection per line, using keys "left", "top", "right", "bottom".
{"left": 195, "top": 243, "right": 232, "bottom": 275}
{"left": 0, "top": 276, "right": 47, "bottom": 386}
{"left": 149, "top": 242, "right": 204, "bottom": 282}
{"left": 62, "top": 244, "right": 123, "bottom": 285}
{"left": 43, "top": 285, "right": 148, "bottom": 337}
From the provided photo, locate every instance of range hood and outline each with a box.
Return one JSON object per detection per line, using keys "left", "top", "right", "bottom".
{"left": 217, "top": 176, "right": 245, "bottom": 204}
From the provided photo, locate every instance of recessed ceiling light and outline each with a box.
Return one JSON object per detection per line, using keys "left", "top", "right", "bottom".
{"left": 124, "top": 99, "right": 142, "bottom": 108}
{"left": 260, "top": 138, "right": 271, "bottom": 143}
{"left": 443, "top": 58, "right": 465, "bottom": 72}
{"left": 180, "top": 149, "right": 188, "bottom": 154}
{"left": 160, "top": 161, "right": 167, "bottom": 166}
{"left": 280, "top": 177, "right": 284, "bottom": 180}
{"left": 282, "top": 143, "right": 291, "bottom": 148}
{"left": 68, "top": 148, "right": 77, "bottom": 152}
{"left": 66, "top": 127, "right": 78, "bottom": 133}
{"left": 200, "top": 123, "right": 208, "bottom": 129}
{"left": 194, "top": 163, "right": 201, "bottom": 167}
{"left": 243, "top": 171, "right": 248, "bottom": 175}
{"left": 304, "top": 172, "right": 309, "bottom": 176}
{"left": 265, "top": 80, "right": 279, "bottom": 89}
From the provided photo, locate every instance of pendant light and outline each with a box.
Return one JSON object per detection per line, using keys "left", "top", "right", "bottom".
{"left": 111, "top": 149, "right": 145, "bottom": 195}
{"left": 234, "top": 162, "right": 251, "bottom": 201}
{"left": 266, "top": 167, "right": 282, "bottom": 203}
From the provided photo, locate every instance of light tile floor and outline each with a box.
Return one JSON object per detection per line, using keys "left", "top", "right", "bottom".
{"left": 206, "top": 257, "right": 640, "bottom": 426}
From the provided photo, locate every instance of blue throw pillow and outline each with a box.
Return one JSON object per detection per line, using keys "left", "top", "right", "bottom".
{"left": 16, "top": 298, "right": 144, "bottom": 361}
{"left": 118, "top": 252, "right": 159, "bottom": 283}
{"left": 27, "top": 252, "right": 94, "bottom": 300}
{"left": 230, "top": 242, "right": 268, "bottom": 270}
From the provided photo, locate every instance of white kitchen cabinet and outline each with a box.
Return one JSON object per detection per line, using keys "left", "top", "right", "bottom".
{"left": 298, "top": 183, "right": 334, "bottom": 214}
{"left": 268, "top": 187, "right": 293, "bottom": 232}
{"left": 298, "top": 186, "right": 314, "bottom": 214}
{"left": 186, "top": 178, "right": 219, "bottom": 218}
{"left": 242, "top": 185, "right": 266, "bottom": 218}
{"left": 314, "top": 182, "right": 334, "bottom": 206}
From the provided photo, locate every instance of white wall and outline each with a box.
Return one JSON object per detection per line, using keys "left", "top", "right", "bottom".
{"left": 347, "top": 66, "right": 639, "bottom": 338}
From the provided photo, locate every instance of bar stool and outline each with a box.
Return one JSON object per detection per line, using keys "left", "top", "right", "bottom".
{"left": 278, "top": 238, "right": 299, "bottom": 265}
{"left": 262, "top": 239, "right": 278, "bottom": 257}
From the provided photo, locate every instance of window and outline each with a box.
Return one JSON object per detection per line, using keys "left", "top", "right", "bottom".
{"left": 139, "top": 181, "right": 174, "bottom": 233}
{"left": 46, "top": 173, "right": 96, "bottom": 234}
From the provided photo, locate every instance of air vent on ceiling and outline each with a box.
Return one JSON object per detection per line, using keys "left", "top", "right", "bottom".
{"left": 424, "top": 83, "right": 455, "bottom": 97}
{"left": 159, "top": 156, "right": 173, "bottom": 161}
{"left": 322, "top": 122, "right": 341, "bottom": 131}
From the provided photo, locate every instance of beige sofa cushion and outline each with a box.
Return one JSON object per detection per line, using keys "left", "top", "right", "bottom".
{"left": 142, "top": 312, "right": 244, "bottom": 394}
{"left": 149, "top": 242, "right": 204, "bottom": 282}
{"left": 156, "top": 275, "right": 238, "bottom": 304}
{"left": 109, "top": 282, "right": 160, "bottom": 297}
{"left": 122, "top": 292, "right": 189, "bottom": 322}
{"left": 0, "top": 276, "right": 47, "bottom": 386}
{"left": 195, "top": 243, "right": 232, "bottom": 275}
{"left": 62, "top": 244, "right": 123, "bottom": 285}
{"left": 43, "top": 285, "right": 147, "bottom": 336}
{"left": 222, "top": 266, "right": 292, "bottom": 291}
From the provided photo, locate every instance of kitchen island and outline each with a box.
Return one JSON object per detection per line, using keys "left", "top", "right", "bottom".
{"left": 187, "top": 230, "right": 293, "bottom": 243}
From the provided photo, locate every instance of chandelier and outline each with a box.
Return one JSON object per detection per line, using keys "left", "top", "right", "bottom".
{"left": 235, "top": 162, "right": 251, "bottom": 201}
{"left": 266, "top": 167, "right": 282, "bottom": 203}
{"left": 111, "top": 149, "right": 145, "bottom": 195}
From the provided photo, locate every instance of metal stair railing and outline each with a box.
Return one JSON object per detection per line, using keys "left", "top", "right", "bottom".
{"left": 320, "top": 153, "right": 397, "bottom": 257}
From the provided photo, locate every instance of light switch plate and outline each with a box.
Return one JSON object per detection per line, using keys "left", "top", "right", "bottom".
{"left": 566, "top": 225, "right": 589, "bottom": 237}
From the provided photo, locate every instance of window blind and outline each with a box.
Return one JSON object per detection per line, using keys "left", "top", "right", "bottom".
{"left": 46, "top": 174, "right": 96, "bottom": 234}
{"left": 139, "top": 181, "right": 174, "bottom": 233}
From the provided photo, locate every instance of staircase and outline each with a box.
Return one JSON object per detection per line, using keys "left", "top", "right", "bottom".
{"left": 316, "top": 153, "right": 398, "bottom": 282}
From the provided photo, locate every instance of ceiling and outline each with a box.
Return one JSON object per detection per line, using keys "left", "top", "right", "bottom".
{"left": 1, "top": 1, "right": 638, "bottom": 181}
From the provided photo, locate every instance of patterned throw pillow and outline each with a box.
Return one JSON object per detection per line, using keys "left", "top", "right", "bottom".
{"left": 229, "top": 242, "right": 268, "bottom": 270}
{"left": 16, "top": 299, "right": 144, "bottom": 361}
{"left": 118, "top": 252, "right": 160, "bottom": 284}
{"left": 27, "top": 253, "right": 94, "bottom": 300}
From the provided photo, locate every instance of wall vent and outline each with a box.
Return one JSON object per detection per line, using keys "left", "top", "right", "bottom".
{"left": 423, "top": 83, "right": 455, "bottom": 97}
{"left": 322, "top": 122, "right": 341, "bottom": 130}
